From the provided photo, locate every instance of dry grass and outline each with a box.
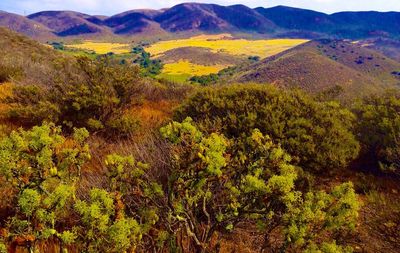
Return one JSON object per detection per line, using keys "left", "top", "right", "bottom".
{"left": 67, "top": 41, "right": 131, "bottom": 54}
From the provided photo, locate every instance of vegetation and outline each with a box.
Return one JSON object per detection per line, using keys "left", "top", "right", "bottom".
{"left": 146, "top": 35, "right": 308, "bottom": 58}
{"left": 132, "top": 46, "right": 163, "bottom": 76}
{"left": 353, "top": 91, "right": 400, "bottom": 175}
{"left": 66, "top": 41, "right": 131, "bottom": 54}
{"left": 1, "top": 27, "right": 400, "bottom": 253}
{"left": 175, "top": 85, "right": 359, "bottom": 173}
{"left": 6, "top": 56, "right": 143, "bottom": 135}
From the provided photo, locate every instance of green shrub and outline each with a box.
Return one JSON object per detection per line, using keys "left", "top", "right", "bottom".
{"left": 353, "top": 92, "right": 400, "bottom": 175}
{"left": 0, "top": 123, "right": 90, "bottom": 252}
{"left": 7, "top": 56, "right": 143, "bottom": 136}
{"left": 160, "top": 118, "right": 359, "bottom": 252}
{"left": 175, "top": 84, "right": 359, "bottom": 173}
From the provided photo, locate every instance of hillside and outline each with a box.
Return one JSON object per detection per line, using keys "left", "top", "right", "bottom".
{"left": 255, "top": 6, "right": 400, "bottom": 39}
{"left": 154, "top": 3, "right": 277, "bottom": 33}
{"left": 0, "top": 27, "right": 78, "bottom": 88}
{"left": 231, "top": 40, "right": 400, "bottom": 100}
{"left": 0, "top": 11, "right": 55, "bottom": 39}
{"left": 27, "top": 11, "right": 111, "bottom": 36}
{"left": 104, "top": 11, "right": 167, "bottom": 35}
{"left": 1, "top": 3, "right": 400, "bottom": 40}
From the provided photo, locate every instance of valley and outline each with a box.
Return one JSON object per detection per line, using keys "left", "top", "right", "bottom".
{"left": 0, "top": 2, "right": 400, "bottom": 253}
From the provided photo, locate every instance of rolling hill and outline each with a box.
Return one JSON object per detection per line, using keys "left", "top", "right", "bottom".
{"left": 27, "top": 11, "right": 111, "bottom": 36}
{"left": 1, "top": 3, "right": 399, "bottom": 40}
{"left": 0, "top": 11, "right": 55, "bottom": 39}
{"left": 104, "top": 11, "right": 166, "bottom": 35}
{"left": 154, "top": 3, "right": 277, "bottom": 33}
{"left": 230, "top": 40, "right": 400, "bottom": 100}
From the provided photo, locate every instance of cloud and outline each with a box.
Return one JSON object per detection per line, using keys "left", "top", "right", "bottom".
{"left": 1, "top": 0, "right": 399, "bottom": 15}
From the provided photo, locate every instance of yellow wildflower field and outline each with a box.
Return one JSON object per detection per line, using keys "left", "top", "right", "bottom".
{"left": 146, "top": 35, "right": 308, "bottom": 58}
{"left": 162, "top": 60, "right": 229, "bottom": 76}
{"left": 67, "top": 41, "right": 131, "bottom": 54}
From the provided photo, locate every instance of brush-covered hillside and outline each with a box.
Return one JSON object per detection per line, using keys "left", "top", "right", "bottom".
{"left": 1, "top": 27, "right": 400, "bottom": 253}
{"left": 229, "top": 39, "right": 400, "bottom": 100}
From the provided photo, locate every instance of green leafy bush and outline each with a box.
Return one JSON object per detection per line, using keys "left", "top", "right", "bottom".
{"left": 74, "top": 188, "right": 142, "bottom": 253}
{"left": 0, "top": 123, "right": 90, "bottom": 252}
{"left": 7, "top": 56, "right": 143, "bottom": 135}
{"left": 175, "top": 84, "right": 359, "bottom": 173}
{"left": 353, "top": 92, "right": 400, "bottom": 175}
{"left": 160, "top": 118, "right": 359, "bottom": 252}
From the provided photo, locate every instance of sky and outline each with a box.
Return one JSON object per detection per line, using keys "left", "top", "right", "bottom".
{"left": 1, "top": 0, "right": 399, "bottom": 16}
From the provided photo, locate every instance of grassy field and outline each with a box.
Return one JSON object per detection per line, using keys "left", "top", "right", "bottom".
{"left": 67, "top": 41, "right": 131, "bottom": 54}
{"left": 147, "top": 34, "right": 308, "bottom": 81}
{"left": 146, "top": 34, "right": 308, "bottom": 58}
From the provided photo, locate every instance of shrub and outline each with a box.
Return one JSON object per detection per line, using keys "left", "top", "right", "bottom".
{"left": 160, "top": 118, "right": 359, "bottom": 252}
{"left": 353, "top": 91, "right": 400, "bottom": 175}
{"left": 0, "top": 123, "right": 90, "bottom": 252}
{"left": 175, "top": 85, "right": 359, "bottom": 173}
{"left": 7, "top": 56, "right": 143, "bottom": 136}
{"left": 74, "top": 188, "right": 143, "bottom": 253}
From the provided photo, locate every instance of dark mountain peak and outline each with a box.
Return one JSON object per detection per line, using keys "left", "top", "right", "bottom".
{"left": 27, "top": 10, "right": 110, "bottom": 36}
{"left": 154, "top": 2, "right": 276, "bottom": 33}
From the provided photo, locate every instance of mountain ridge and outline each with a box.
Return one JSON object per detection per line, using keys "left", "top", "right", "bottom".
{"left": 0, "top": 3, "right": 399, "bottom": 39}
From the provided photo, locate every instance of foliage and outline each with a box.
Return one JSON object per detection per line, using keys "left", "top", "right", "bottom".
{"left": 0, "top": 238, "right": 6, "bottom": 253}
{"left": 160, "top": 118, "right": 298, "bottom": 251}
{"left": 160, "top": 118, "right": 359, "bottom": 252}
{"left": 132, "top": 46, "right": 163, "bottom": 76}
{"left": 74, "top": 188, "right": 142, "bottom": 253}
{"left": 103, "top": 154, "right": 165, "bottom": 251}
{"left": 7, "top": 56, "right": 143, "bottom": 135}
{"left": 175, "top": 85, "right": 359, "bottom": 173}
{"left": 353, "top": 91, "right": 400, "bottom": 174}
{"left": 0, "top": 123, "right": 90, "bottom": 252}
{"left": 284, "top": 182, "right": 359, "bottom": 251}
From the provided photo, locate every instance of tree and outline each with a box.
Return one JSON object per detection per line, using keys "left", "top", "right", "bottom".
{"left": 353, "top": 91, "right": 400, "bottom": 175}
{"left": 0, "top": 123, "right": 90, "bottom": 252}
{"left": 175, "top": 84, "right": 359, "bottom": 173}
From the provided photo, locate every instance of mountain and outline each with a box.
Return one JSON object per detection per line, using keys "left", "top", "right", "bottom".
{"left": 0, "top": 3, "right": 400, "bottom": 39}
{"left": 357, "top": 38, "right": 400, "bottom": 62}
{"left": 255, "top": 6, "right": 333, "bottom": 32}
{"left": 255, "top": 6, "right": 400, "bottom": 39}
{"left": 154, "top": 3, "right": 276, "bottom": 33}
{"left": 0, "top": 11, "right": 55, "bottom": 39}
{"left": 230, "top": 40, "right": 400, "bottom": 100}
{"left": 104, "top": 11, "right": 166, "bottom": 35}
{"left": 27, "top": 11, "right": 111, "bottom": 36}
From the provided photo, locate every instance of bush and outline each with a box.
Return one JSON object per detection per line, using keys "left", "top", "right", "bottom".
{"left": 353, "top": 92, "right": 400, "bottom": 175}
{"left": 175, "top": 85, "right": 359, "bottom": 173}
{"left": 0, "top": 123, "right": 90, "bottom": 252}
{"left": 7, "top": 56, "right": 143, "bottom": 136}
{"left": 160, "top": 118, "right": 359, "bottom": 252}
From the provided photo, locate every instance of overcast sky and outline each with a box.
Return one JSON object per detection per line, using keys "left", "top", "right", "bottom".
{"left": 1, "top": 0, "right": 399, "bottom": 16}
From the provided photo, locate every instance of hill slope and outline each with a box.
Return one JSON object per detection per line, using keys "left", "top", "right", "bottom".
{"left": 0, "top": 27, "right": 76, "bottom": 87}
{"left": 27, "top": 11, "right": 111, "bottom": 36}
{"left": 104, "top": 11, "right": 166, "bottom": 35}
{"left": 231, "top": 40, "right": 400, "bottom": 100}
{"left": 154, "top": 3, "right": 276, "bottom": 33}
{"left": 0, "top": 11, "right": 55, "bottom": 39}
{"left": 1, "top": 4, "right": 400, "bottom": 40}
